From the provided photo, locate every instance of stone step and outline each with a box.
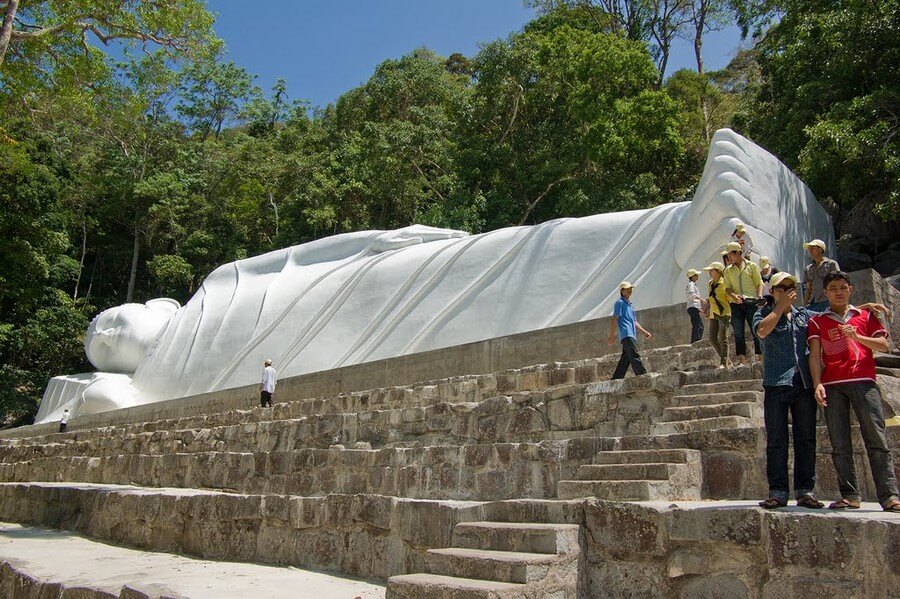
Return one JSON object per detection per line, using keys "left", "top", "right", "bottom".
{"left": 0, "top": 521, "right": 386, "bottom": 599}
{"left": 3, "top": 343, "right": 723, "bottom": 447}
{"left": 591, "top": 448, "right": 701, "bottom": 465}
{"left": 576, "top": 463, "right": 673, "bottom": 481}
{"left": 386, "top": 573, "right": 525, "bottom": 599}
{"left": 425, "top": 547, "right": 566, "bottom": 584}
{"left": 615, "top": 426, "right": 764, "bottom": 452}
{"left": 0, "top": 440, "right": 584, "bottom": 501}
{"left": 0, "top": 482, "right": 513, "bottom": 587}
{"left": 660, "top": 401, "right": 759, "bottom": 422}
{"left": 651, "top": 415, "right": 756, "bottom": 436}
{"left": 668, "top": 390, "right": 762, "bottom": 407}
{"left": 676, "top": 380, "right": 762, "bottom": 396}
{"left": 452, "top": 522, "right": 580, "bottom": 555}
{"left": 556, "top": 479, "right": 653, "bottom": 501}
{"left": 681, "top": 363, "right": 762, "bottom": 386}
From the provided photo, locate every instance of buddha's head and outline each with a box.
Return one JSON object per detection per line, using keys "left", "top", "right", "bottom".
{"left": 84, "top": 298, "right": 180, "bottom": 373}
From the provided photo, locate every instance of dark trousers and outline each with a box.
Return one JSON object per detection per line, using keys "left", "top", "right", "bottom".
{"left": 260, "top": 391, "right": 273, "bottom": 408}
{"left": 729, "top": 301, "right": 761, "bottom": 356}
{"left": 763, "top": 372, "right": 817, "bottom": 501}
{"left": 687, "top": 307, "right": 704, "bottom": 343}
{"left": 58, "top": 423, "right": 67, "bottom": 433}
{"left": 823, "top": 382, "right": 899, "bottom": 504}
{"left": 611, "top": 337, "right": 647, "bottom": 379}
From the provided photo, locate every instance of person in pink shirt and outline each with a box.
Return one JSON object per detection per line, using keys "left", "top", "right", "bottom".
{"left": 808, "top": 271, "right": 899, "bottom": 512}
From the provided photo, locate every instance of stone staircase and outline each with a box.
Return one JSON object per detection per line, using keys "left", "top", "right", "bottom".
{"left": 556, "top": 449, "right": 702, "bottom": 501}
{"left": 388, "top": 521, "right": 581, "bottom": 598}
{"left": 1, "top": 339, "right": 897, "bottom": 597}
{"left": 555, "top": 374, "right": 763, "bottom": 501}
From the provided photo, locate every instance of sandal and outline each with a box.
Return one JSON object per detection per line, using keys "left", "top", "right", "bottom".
{"left": 758, "top": 497, "right": 787, "bottom": 509}
{"left": 796, "top": 495, "right": 824, "bottom": 509}
{"left": 882, "top": 498, "right": 900, "bottom": 513}
{"left": 828, "top": 498, "right": 861, "bottom": 510}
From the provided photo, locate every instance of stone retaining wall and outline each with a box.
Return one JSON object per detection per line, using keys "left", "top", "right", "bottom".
{"left": 0, "top": 483, "right": 896, "bottom": 597}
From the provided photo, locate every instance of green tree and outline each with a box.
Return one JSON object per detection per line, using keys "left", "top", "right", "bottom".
{"left": 745, "top": 0, "right": 900, "bottom": 223}
{"left": 324, "top": 48, "right": 472, "bottom": 230}
{"left": 0, "top": 0, "right": 215, "bottom": 87}
{"left": 0, "top": 125, "right": 91, "bottom": 424}
{"left": 176, "top": 56, "right": 258, "bottom": 141}
{"left": 463, "top": 22, "right": 686, "bottom": 227}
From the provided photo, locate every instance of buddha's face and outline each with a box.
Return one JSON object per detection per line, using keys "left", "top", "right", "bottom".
{"left": 84, "top": 299, "right": 180, "bottom": 373}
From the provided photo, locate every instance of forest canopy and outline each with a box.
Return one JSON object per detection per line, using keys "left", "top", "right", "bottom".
{"left": 1, "top": 0, "right": 897, "bottom": 424}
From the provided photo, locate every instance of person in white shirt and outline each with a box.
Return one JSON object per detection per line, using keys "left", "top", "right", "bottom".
{"left": 685, "top": 269, "right": 705, "bottom": 343}
{"left": 260, "top": 359, "right": 277, "bottom": 408}
{"left": 58, "top": 409, "right": 69, "bottom": 433}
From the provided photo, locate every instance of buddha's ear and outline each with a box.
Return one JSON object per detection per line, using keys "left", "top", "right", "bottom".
{"left": 146, "top": 298, "right": 181, "bottom": 316}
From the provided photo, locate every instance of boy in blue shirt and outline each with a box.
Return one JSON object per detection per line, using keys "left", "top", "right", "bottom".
{"left": 607, "top": 281, "right": 652, "bottom": 379}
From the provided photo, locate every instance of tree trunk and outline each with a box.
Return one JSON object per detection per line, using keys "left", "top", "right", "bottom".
{"left": 694, "top": 30, "right": 711, "bottom": 143}
{"left": 0, "top": 0, "right": 20, "bottom": 69}
{"left": 656, "top": 46, "right": 670, "bottom": 89}
{"left": 73, "top": 218, "right": 87, "bottom": 299}
{"left": 126, "top": 220, "right": 139, "bottom": 302}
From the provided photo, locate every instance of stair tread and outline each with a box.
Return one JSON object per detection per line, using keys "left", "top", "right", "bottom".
{"left": 0, "top": 521, "right": 386, "bottom": 598}
{"left": 456, "top": 521, "right": 579, "bottom": 531}
{"left": 429, "top": 547, "right": 559, "bottom": 563}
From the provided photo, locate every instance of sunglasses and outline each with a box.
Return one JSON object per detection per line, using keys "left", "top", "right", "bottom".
{"left": 729, "top": 250, "right": 741, "bottom": 254}
{"left": 773, "top": 284, "right": 796, "bottom": 291}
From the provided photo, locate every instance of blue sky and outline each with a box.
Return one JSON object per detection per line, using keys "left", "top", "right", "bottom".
{"left": 207, "top": 0, "right": 745, "bottom": 108}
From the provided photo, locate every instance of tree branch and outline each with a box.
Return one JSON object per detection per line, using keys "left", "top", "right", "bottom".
{"left": 0, "top": 0, "right": 20, "bottom": 68}
{"left": 518, "top": 175, "right": 576, "bottom": 225}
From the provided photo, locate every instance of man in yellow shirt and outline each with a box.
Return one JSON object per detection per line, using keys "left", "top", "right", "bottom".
{"left": 723, "top": 241, "right": 763, "bottom": 364}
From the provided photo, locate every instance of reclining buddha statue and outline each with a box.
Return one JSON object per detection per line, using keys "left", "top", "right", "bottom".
{"left": 35, "top": 129, "right": 834, "bottom": 422}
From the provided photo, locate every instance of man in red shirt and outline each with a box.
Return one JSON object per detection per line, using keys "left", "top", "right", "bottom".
{"left": 808, "top": 271, "right": 899, "bottom": 512}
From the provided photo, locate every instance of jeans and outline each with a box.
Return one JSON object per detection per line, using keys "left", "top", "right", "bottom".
{"left": 687, "top": 307, "right": 704, "bottom": 343}
{"left": 611, "top": 337, "right": 647, "bottom": 379}
{"left": 823, "top": 382, "right": 899, "bottom": 504}
{"left": 730, "top": 301, "right": 761, "bottom": 357}
{"left": 764, "top": 372, "right": 818, "bottom": 501}
{"left": 260, "top": 391, "right": 273, "bottom": 408}
{"left": 708, "top": 315, "right": 729, "bottom": 365}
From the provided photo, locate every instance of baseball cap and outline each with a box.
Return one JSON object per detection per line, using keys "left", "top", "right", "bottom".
{"left": 703, "top": 262, "right": 725, "bottom": 273}
{"left": 619, "top": 281, "right": 634, "bottom": 290}
{"left": 803, "top": 239, "right": 826, "bottom": 251}
{"left": 770, "top": 272, "right": 798, "bottom": 288}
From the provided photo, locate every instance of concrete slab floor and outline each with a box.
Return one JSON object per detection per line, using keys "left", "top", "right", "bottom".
{"left": 0, "top": 522, "right": 385, "bottom": 599}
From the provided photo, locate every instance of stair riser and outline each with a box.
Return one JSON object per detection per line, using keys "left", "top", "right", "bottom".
{"left": 385, "top": 576, "right": 526, "bottom": 599}
{"left": 452, "top": 524, "right": 580, "bottom": 555}
{"left": 576, "top": 463, "right": 673, "bottom": 481}
{"left": 676, "top": 381, "right": 763, "bottom": 395}
{"left": 556, "top": 480, "right": 650, "bottom": 501}
{"left": 426, "top": 551, "right": 575, "bottom": 584}
{"left": 591, "top": 449, "right": 701, "bottom": 465}
{"left": 661, "top": 402, "right": 760, "bottom": 422}
{"left": 651, "top": 416, "right": 756, "bottom": 436}
{"left": 668, "top": 391, "right": 762, "bottom": 408}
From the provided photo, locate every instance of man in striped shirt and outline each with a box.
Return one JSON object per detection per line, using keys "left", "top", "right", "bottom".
{"left": 808, "top": 271, "right": 899, "bottom": 512}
